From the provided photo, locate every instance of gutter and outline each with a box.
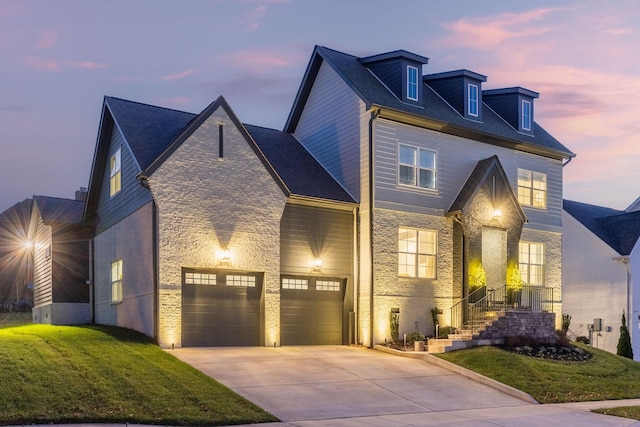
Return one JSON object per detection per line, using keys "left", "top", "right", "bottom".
{"left": 138, "top": 174, "right": 160, "bottom": 343}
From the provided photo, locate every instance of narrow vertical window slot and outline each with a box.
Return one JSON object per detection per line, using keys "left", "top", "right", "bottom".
{"left": 218, "top": 124, "right": 224, "bottom": 159}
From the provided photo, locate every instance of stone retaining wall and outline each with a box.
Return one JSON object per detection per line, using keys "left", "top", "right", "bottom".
{"left": 477, "top": 310, "right": 557, "bottom": 343}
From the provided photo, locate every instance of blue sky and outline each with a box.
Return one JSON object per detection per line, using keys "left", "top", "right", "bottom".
{"left": 1, "top": 0, "right": 639, "bottom": 212}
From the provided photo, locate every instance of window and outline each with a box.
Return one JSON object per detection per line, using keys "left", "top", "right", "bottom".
{"left": 227, "top": 275, "right": 256, "bottom": 287}
{"left": 282, "top": 278, "right": 308, "bottom": 290}
{"left": 519, "top": 242, "right": 544, "bottom": 286}
{"left": 517, "top": 168, "right": 546, "bottom": 208}
{"left": 468, "top": 84, "right": 479, "bottom": 117}
{"left": 407, "top": 66, "right": 419, "bottom": 101}
{"left": 110, "top": 148, "right": 122, "bottom": 197}
{"left": 522, "top": 100, "right": 532, "bottom": 131}
{"left": 398, "top": 228, "right": 437, "bottom": 278}
{"left": 111, "top": 260, "right": 123, "bottom": 302}
{"left": 185, "top": 272, "right": 216, "bottom": 285}
{"left": 398, "top": 145, "right": 436, "bottom": 189}
{"left": 317, "top": 280, "right": 341, "bottom": 292}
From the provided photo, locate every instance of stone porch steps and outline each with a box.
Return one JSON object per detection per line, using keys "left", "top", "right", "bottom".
{"left": 427, "top": 337, "right": 503, "bottom": 353}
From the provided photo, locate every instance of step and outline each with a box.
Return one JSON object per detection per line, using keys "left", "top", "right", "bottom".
{"left": 427, "top": 337, "right": 504, "bottom": 353}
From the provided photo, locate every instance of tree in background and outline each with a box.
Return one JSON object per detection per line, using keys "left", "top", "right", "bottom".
{"left": 617, "top": 311, "right": 633, "bottom": 359}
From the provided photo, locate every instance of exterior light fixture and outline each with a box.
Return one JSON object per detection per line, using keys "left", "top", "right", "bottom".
{"left": 220, "top": 249, "right": 230, "bottom": 261}
{"left": 24, "top": 240, "right": 34, "bottom": 250}
{"left": 314, "top": 258, "right": 322, "bottom": 268}
{"left": 493, "top": 208, "right": 502, "bottom": 218}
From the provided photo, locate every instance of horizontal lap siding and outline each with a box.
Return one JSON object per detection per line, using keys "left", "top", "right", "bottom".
{"left": 294, "top": 61, "right": 365, "bottom": 201}
{"left": 95, "top": 128, "right": 152, "bottom": 234}
{"left": 32, "top": 216, "right": 52, "bottom": 307}
{"left": 373, "top": 119, "right": 563, "bottom": 229}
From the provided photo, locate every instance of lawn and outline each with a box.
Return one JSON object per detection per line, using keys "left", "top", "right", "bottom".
{"left": 437, "top": 344, "right": 640, "bottom": 404}
{"left": 0, "top": 324, "right": 277, "bottom": 426}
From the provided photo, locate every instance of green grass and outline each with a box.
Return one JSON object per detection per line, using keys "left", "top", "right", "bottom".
{"left": 593, "top": 406, "right": 640, "bottom": 420}
{"left": 0, "top": 324, "right": 277, "bottom": 426}
{"left": 437, "top": 344, "right": 640, "bottom": 403}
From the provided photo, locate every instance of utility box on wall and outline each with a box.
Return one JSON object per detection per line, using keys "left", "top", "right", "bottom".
{"left": 593, "top": 318, "right": 602, "bottom": 331}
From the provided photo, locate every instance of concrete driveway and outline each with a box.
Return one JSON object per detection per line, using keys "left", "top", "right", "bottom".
{"left": 170, "top": 345, "right": 640, "bottom": 426}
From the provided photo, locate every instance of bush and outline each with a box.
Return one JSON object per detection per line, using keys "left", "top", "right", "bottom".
{"left": 437, "top": 325, "right": 455, "bottom": 338}
{"left": 617, "top": 311, "right": 633, "bottom": 359}
{"left": 406, "top": 331, "right": 425, "bottom": 344}
{"left": 575, "top": 336, "right": 590, "bottom": 345}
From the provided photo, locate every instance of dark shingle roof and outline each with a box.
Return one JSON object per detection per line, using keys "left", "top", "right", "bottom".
{"left": 564, "top": 199, "right": 640, "bottom": 255}
{"left": 105, "top": 97, "right": 196, "bottom": 170}
{"left": 34, "top": 196, "right": 84, "bottom": 224}
{"left": 245, "top": 125, "right": 355, "bottom": 203}
{"left": 287, "top": 46, "right": 574, "bottom": 159}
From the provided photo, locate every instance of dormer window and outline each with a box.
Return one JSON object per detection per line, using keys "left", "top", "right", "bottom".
{"left": 110, "top": 148, "right": 121, "bottom": 197}
{"left": 407, "top": 66, "right": 419, "bottom": 101}
{"left": 468, "top": 84, "right": 479, "bottom": 117}
{"left": 522, "top": 100, "right": 532, "bottom": 131}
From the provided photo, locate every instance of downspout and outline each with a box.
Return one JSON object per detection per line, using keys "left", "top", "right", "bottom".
{"left": 138, "top": 174, "right": 159, "bottom": 343}
{"left": 89, "top": 237, "right": 95, "bottom": 324}
{"left": 368, "top": 109, "right": 379, "bottom": 347}
{"left": 354, "top": 206, "right": 360, "bottom": 345}
{"left": 613, "top": 256, "right": 631, "bottom": 331}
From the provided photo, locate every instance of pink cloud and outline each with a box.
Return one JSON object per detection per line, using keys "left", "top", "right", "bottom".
{"left": 38, "top": 29, "right": 58, "bottom": 49}
{"left": 26, "top": 56, "right": 107, "bottom": 71}
{"left": 26, "top": 56, "right": 59, "bottom": 71}
{"left": 218, "top": 49, "right": 298, "bottom": 70}
{"left": 603, "top": 28, "right": 632, "bottom": 36}
{"left": 243, "top": 5, "right": 267, "bottom": 31}
{"left": 159, "top": 69, "right": 194, "bottom": 81}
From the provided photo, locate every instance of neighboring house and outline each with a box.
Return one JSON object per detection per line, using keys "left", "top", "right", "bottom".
{"left": 84, "top": 45, "right": 574, "bottom": 348}
{"left": 0, "top": 198, "right": 33, "bottom": 309}
{"left": 562, "top": 199, "right": 640, "bottom": 360}
{"left": 29, "top": 193, "right": 91, "bottom": 325}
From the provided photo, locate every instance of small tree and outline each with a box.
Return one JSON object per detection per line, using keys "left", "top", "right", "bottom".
{"left": 617, "top": 311, "right": 634, "bottom": 359}
{"left": 561, "top": 314, "right": 571, "bottom": 333}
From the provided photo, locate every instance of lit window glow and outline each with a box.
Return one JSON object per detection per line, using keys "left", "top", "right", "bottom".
{"left": 110, "top": 148, "right": 122, "bottom": 197}
{"left": 111, "top": 259, "right": 123, "bottom": 302}
{"left": 517, "top": 168, "right": 546, "bottom": 209}
{"left": 398, "top": 227, "right": 437, "bottom": 278}
{"left": 519, "top": 242, "right": 544, "bottom": 286}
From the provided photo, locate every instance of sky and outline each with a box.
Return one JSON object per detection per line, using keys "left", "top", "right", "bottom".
{"left": 0, "top": 0, "right": 639, "bottom": 213}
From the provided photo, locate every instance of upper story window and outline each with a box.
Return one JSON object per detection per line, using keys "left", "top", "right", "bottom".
{"left": 110, "top": 148, "right": 122, "bottom": 197}
{"left": 407, "top": 66, "right": 419, "bottom": 101}
{"left": 398, "top": 227, "right": 437, "bottom": 279}
{"left": 468, "top": 84, "right": 479, "bottom": 117}
{"left": 522, "top": 100, "right": 532, "bottom": 131}
{"left": 398, "top": 144, "right": 436, "bottom": 190}
{"left": 111, "top": 259, "right": 123, "bottom": 303}
{"left": 517, "top": 168, "right": 546, "bottom": 209}
{"left": 519, "top": 242, "right": 544, "bottom": 286}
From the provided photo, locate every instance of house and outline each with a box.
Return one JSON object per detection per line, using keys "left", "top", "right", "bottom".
{"left": 0, "top": 198, "right": 33, "bottom": 310}
{"left": 562, "top": 198, "right": 640, "bottom": 360}
{"left": 28, "top": 192, "right": 91, "bottom": 325}
{"left": 84, "top": 46, "right": 574, "bottom": 348}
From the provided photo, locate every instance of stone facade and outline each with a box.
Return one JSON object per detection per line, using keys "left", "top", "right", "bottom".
{"left": 147, "top": 106, "right": 287, "bottom": 348}
{"left": 477, "top": 310, "right": 557, "bottom": 343}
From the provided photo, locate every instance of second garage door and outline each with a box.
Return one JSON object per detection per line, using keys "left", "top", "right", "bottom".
{"left": 280, "top": 276, "right": 344, "bottom": 345}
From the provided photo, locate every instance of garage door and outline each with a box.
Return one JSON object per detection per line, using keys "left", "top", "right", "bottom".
{"left": 182, "top": 270, "right": 262, "bottom": 346}
{"left": 280, "top": 276, "right": 344, "bottom": 345}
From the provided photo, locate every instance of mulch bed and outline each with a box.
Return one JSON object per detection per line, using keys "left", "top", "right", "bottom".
{"left": 501, "top": 344, "right": 592, "bottom": 361}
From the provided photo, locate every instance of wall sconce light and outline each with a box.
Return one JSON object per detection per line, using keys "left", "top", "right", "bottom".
{"left": 314, "top": 258, "right": 323, "bottom": 268}
{"left": 24, "top": 240, "right": 34, "bottom": 250}
{"left": 221, "top": 249, "right": 231, "bottom": 261}
{"left": 493, "top": 208, "right": 502, "bottom": 218}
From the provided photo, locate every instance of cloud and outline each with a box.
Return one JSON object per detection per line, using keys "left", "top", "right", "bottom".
{"left": 159, "top": 69, "right": 194, "bottom": 81}
{"left": 442, "top": 8, "right": 560, "bottom": 49}
{"left": 243, "top": 5, "right": 267, "bottom": 31}
{"left": 217, "top": 49, "right": 299, "bottom": 70}
{"left": 26, "top": 57, "right": 107, "bottom": 71}
{"left": 38, "top": 29, "right": 58, "bottom": 49}
{"left": 603, "top": 28, "right": 632, "bottom": 36}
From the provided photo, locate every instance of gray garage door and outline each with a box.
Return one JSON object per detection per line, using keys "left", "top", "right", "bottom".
{"left": 182, "top": 270, "right": 262, "bottom": 347}
{"left": 280, "top": 276, "right": 344, "bottom": 345}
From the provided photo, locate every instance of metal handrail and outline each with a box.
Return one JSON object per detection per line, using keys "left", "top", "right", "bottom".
{"left": 450, "top": 285, "right": 486, "bottom": 331}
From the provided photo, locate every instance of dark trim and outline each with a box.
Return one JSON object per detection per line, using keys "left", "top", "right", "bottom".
{"left": 218, "top": 124, "right": 224, "bottom": 158}
{"left": 152, "top": 200, "right": 159, "bottom": 343}
{"left": 368, "top": 110, "right": 378, "bottom": 347}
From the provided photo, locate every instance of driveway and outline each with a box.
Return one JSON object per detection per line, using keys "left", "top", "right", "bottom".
{"left": 171, "top": 345, "right": 640, "bottom": 426}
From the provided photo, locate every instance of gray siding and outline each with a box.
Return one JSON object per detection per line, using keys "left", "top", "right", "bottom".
{"left": 95, "top": 127, "right": 152, "bottom": 234}
{"left": 373, "top": 119, "right": 563, "bottom": 230}
{"left": 293, "top": 61, "right": 365, "bottom": 201}
{"left": 51, "top": 225, "right": 89, "bottom": 303}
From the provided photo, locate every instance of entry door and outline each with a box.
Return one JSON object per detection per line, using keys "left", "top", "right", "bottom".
{"left": 482, "top": 228, "right": 507, "bottom": 289}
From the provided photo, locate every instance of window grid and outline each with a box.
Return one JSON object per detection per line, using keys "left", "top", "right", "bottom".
{"left": 111, "top": 260, "right": 123, "bottom": 302}
{"left": 519, "top": 242, "right": 544, "bottom": 286}
{"left": 398, "top": 228, "right": 437, "bottom": 279}
{"left": 468, "top": 84, "right": 479, "bottom": 117}
{"left": 282, "top": 278, "right": 309, "bottom": 290}
{"left": 110, "top": 148, "right": 121, "bottom": 197}
{"left": 398, "top": 144, "right": 436, "bottom": 190}
{"left": 517, "top": 168, "right": 547, "bottom": 208}
{"left": 407, "top": 66, "right": 419, "bottom": 101}
{"left": 185, "top": 272, "right": 216, "bottom": 285}
{"left": 522, "top": 100, "right": 532, "bottom": 131}
{"left": 316, "top": 280, "right": 340, "bottom": 292}
{"left": 227, "top": 275, "right": 256, "bottom": 287}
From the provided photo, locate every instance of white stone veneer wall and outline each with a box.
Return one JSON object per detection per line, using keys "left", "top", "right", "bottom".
{"left": 148, "top": 107, "right": 287, "bottom": 348}
{"left": 372, "top": 208, "right": 454, "bottom": 344}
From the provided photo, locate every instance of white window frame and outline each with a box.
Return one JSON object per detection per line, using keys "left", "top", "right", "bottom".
{"left": 407, "top": 66, "right": 419, "bottom": 101}
{"left": 111, "top": 259, "right": 123, "bottom": 303}
{"left": 110, "top": 148, "right": 122, "bottom": 197}
{"left": 184, "top": 272, "right": 216, "bottom": 285}
{"left": 227, "top": 275, "right": 256, "bottom": 287}
{"left": 316, "top": 280, "right": 341, "bottom": 292}
{"left": 398, "top": 227, "right": 437, "bottom": 279}
{"left": 519, "top": 241, "right": 544, "bottom": 286}
{"left": 522, "top": 100, "right": 532, "bottom": 131}
{"left": 468, "top": 83, "right": 479, "bottom": 117}
{"left": 282, "top": 278, "right": 308, "bottom": 290}
{"left": 517, "top": 168, "right": 547, "bottom": 209}
{"left": 398, "top": 144, "right": 436, "bottom": 190}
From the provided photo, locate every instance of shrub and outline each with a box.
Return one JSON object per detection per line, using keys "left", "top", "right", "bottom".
{"left": 617, "top": 311, "right": 633, "bottom": 359}
{"left": 437, "top": 325, "right": 455, "bottom": 338}
{"left": 561, "top": 314, "right": 571, "bottom": 333}
{"left": 406, "top": 331, "right": 425, "bottom": 344}
{"left": 576, "top": 336, "right": 590, "bottom": 345}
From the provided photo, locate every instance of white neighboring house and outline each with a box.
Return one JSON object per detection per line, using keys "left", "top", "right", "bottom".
{"left": 562, "top": 198, "right": 640, "bottom": 359}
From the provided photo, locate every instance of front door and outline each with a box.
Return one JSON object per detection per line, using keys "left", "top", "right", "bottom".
{"left": 482, "top": 227, "right": 507, "bottom": 289}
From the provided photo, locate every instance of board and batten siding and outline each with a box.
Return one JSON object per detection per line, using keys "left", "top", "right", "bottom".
{"left": 32, "top": 215, "right": 53, "bottom": 308}
{"left": 293, "top": 60, "right": 366, "bottom": 201}
{"left": 373, "top": 119, "right": 563, "bottom": 230}
{"left": 94, "top": 127, "right": 153, "bottom": 235}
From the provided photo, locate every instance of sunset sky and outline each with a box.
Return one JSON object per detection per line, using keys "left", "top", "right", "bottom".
{"left": 1, "top": 0, "right": 638, "bottom": 212}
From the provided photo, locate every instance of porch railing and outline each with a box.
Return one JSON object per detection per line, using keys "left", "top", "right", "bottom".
{"left": 450, "top": 285, "right": 555, "bottom": 335}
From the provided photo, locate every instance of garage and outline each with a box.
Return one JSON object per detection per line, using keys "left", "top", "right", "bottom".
{"left": 182, "top": 269, "right": 263, "bottom": 346}
{"left": 280, "top": 276, "right": 345, "bottom": 345}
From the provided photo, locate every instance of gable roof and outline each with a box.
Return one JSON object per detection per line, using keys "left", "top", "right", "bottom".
{"left": 563, "top": 199, "right": 640, "bottom": 255}
{"left": 33, "top": 196, "right": 84, "bottom": 224}
{"left": 285, "top": 46, "right": 574, "bottom": 160}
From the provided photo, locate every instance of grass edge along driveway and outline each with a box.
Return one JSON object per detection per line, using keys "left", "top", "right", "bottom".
{"left": 0, "top": 324, "right": 277, "bottom": 426}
